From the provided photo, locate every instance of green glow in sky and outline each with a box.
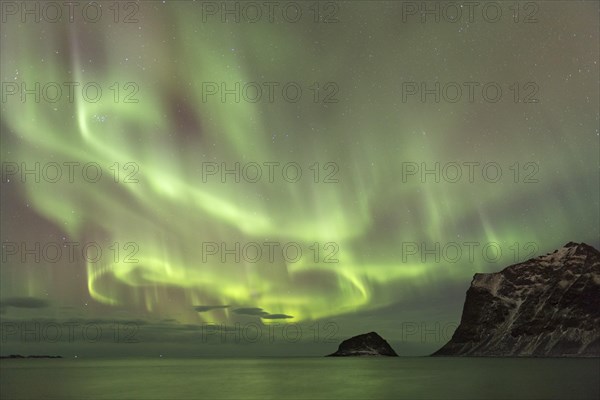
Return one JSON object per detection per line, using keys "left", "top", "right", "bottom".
{"left": 1, "top": 2, "right": 598, "bottom": 339}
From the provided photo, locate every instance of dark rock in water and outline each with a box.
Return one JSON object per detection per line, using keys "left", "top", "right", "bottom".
{"left": 433, "top": 242, "right": 600, "bottom": 357}
{"left": 328, "top": 332, "right": 398, "bottom": 356}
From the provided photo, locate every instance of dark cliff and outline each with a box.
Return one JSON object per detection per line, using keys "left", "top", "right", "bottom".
{"left": 433, "top": 242, "right": 600, "bottom": 357}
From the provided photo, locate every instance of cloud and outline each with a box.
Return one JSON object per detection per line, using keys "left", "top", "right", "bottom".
{"left": 234, "top": 307, "right": 294, "bottom": 319}
{"left": 234, "top": 307, "right": 268, "bottom": 316}
{"left": 193, "top": 305, "right": 230, "bottom": 312}
{"left": 261, "top": 314, "right": 294, "bottom": 320}
{"left": 0, "top": 297, "right": 49, "bottom": 312}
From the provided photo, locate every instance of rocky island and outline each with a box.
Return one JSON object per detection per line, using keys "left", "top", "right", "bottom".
{"left": 328, "top": 332, "right": 398, "bottom": 356}
{"left": 433, "top": 242, "right": 600, "bottom": 357}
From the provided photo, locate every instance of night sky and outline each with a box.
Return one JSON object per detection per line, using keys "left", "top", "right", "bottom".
{"left": 1, "top": 1, "right": 598, "bottom": 357}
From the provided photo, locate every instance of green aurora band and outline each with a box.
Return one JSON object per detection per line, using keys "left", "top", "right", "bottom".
{"left": 1, "top": 2, "right": 598, "bottom": 326}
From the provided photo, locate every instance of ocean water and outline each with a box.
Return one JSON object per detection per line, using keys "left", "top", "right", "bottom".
{"left": 1, "top": 358, "right": 599, "bottom": 399}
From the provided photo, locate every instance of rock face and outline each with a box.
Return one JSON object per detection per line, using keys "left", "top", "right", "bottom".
{"left": 328, "top": 332, "right": 398, "bottom": 356}
{"left": 433, "top": 242, "right": 600, "bottom": 357}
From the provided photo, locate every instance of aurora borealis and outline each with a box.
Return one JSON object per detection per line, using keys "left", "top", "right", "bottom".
{"left": 0, "top": 1, "right": 598, "bottom": 356}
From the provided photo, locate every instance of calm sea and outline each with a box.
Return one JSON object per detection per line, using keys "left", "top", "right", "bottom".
{"left": 1, "top": 358, "right": 598, "bottom": 399}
